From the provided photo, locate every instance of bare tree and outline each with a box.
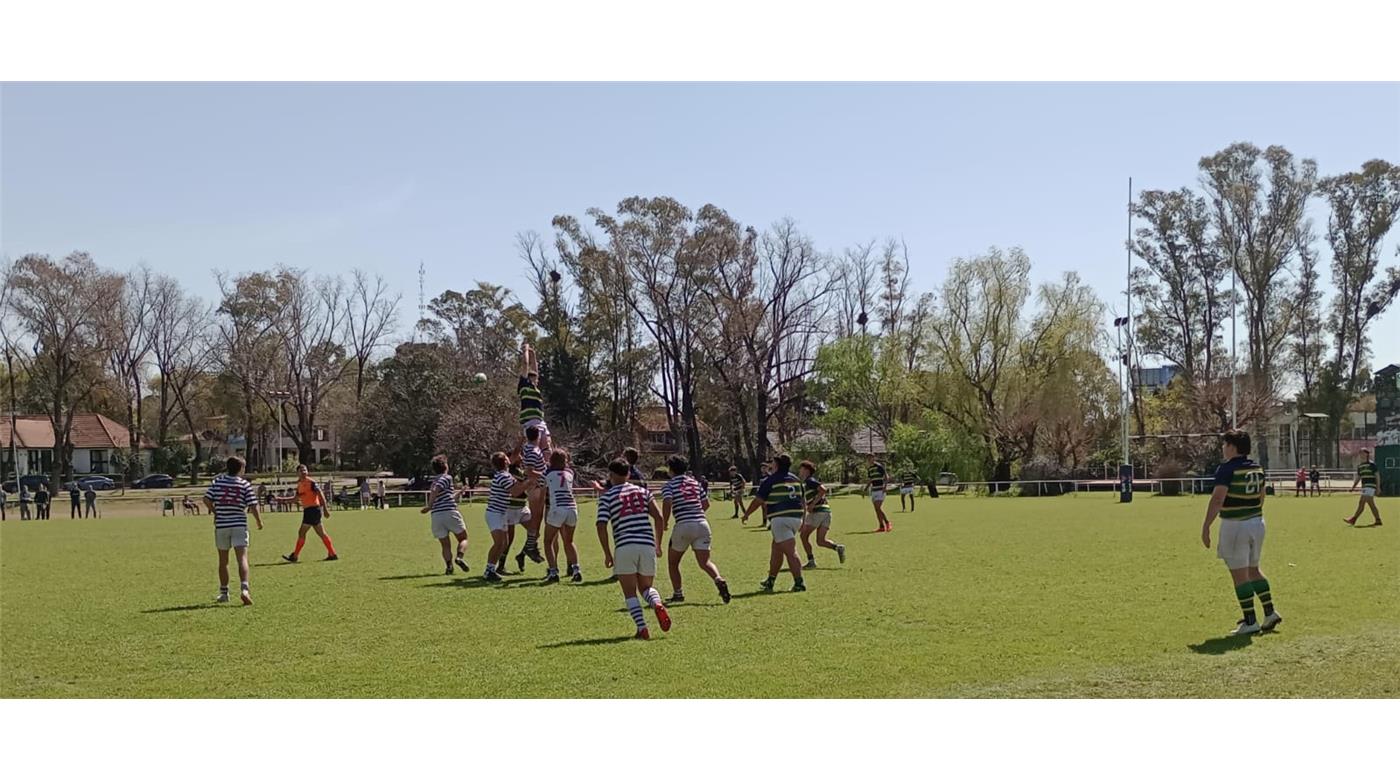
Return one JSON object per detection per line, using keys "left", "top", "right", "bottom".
{"left": 150, "top": 275, "right": 213, "bottom": 479}
{"left": 106, "top": 266, "right": 157, "bottom": 476}
{"left": 269, "top": 268, "right": 351, "bottom": 466}
{"left": 214, "top": 271, "right": 280, "bottom": 470}
{"left": 345, "top": 269, "right": 401, "bottom": 405}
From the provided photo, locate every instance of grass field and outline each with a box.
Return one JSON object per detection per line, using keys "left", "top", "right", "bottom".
{"left": 1, "top": 492, "right": 1396, "bottom": 698}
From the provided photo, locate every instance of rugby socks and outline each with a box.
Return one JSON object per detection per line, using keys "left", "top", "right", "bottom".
{"left": 293, "top": 538, "right": 306, "bottom": 557}
{"left": 321, "top": 535, "right": 336, "bottom": 556}
{"left": 626, "top": 597, "right": 647, "bottom": 630}
{"left": 1235, "top": 583, "right": 1256, "bottom": 624}
{"left": 240, "top": 580, "right": 250, "bottom": 592}
{"left": 523, "top": 530, "right": 540, "bottom": 556}
{"left": 219, "top": 586, "right": 229, "bottom": 597}
{"left": 643, "top": 587, "right": 663, "bottom": 608}
{"left": 1251, "top": 579, "right": 1275, "bottom": 617}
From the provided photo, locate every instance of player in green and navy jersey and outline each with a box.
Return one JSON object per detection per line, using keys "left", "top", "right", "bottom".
{"left": 742, "top": 453, "right": 807, "bottom": 592}
{"left": 798, "top": 460, "right": 845, "bottom": 569}
{"left": 727, "top": 466, "right": 746, "bottom": 519}
{"left": 898, "top": 463, "right": 918, "bottom": 512}
{"left": 518, "top": 342, "right": 550, "bottom": 449}
{"left": 1344, "top": 448, "right": 1383, "bottom": 527}
{"left": 1200, "top": 430, "right": 1282, "bottom": 636}
{"left": 866, "top": 452, "right": 891, "bottom": 532}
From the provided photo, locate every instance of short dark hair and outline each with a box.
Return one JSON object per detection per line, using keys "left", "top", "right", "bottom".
{"left": 608, "top": 458, "right": 631, "bottom": 477}
{"left": 771, "top": 453, "right": 792, "bottom": 473}
{"left": 226, "top": 456, "right": 245, "bottom": 476}
{"left": 431, "top": 454, "right": 448, "bottom": 474}
{"left": 549, "top": 449, "right": 567, "bottom": 469}
{"left": 728, "top": 465, "right": 737, "bottom": 472}
{"left": 623, "top": 447, "right": 639, "bottom": 464}
{"left": 491, "top": 451, "right": 508, "bottom": 470}
{"left": 525, "top": 426, "right": 540, "bottom": 442}
{"left": 667, "top": 455, "right": 689, "bottom": 475}
{"left": 798, "top": 459, "right": 816, "bottom": 476}
{"left": 1222, "top": 429, "right": 1251, "bottom": 456}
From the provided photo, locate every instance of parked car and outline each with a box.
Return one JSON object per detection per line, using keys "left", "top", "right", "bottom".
{"left": 2, "top": 475, "right": 51, "bottom": 493}
{"left": 62, "top": 476, "right": 117, "bottom": 492}
{"left": 132, "top": 473, "right": 174, "bottom": 489}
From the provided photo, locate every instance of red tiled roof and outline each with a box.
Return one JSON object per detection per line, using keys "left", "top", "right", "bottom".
{"left": 0, "top": 414, "right": 154, "bottom": 450}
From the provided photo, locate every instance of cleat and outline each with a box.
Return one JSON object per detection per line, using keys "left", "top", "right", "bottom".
{"left": 544, "top": 571, "right": 560, "bottom": 583}
{"left": 634, "top": 628, "right": 651, "bottom": 641}
{"left": 836, "top": 544, "right": 847, "bottom": 564}
{"left": 803, "top": 560, "right": 817, "bottom": 570}
{"left": 215, "top": 592, "right": 230, "bottom": 603}
{"left": 455, "top": 557, "right": 471, "bottom": 573}
{"left": 528, "top": 549, "right": 545, "bottom": 564}
{"left": 444, "top": 565, "right": 454, "bottom": 576}
{"left": 1230, "top": 619, "right": 1261, "bottom": 636}
{"left": 1343, "top": 517, "right": 1356, "bottom": 526}
{"left": 654, "top": 602, "right": 672, "bottom": 632}
{"left": 668, "top": 592, "right": 685, "bottom": 603}
{"left": 1375, "top": 520, "right": 1383, "bottom": 527}
{"left": 483, "top": 569, "right": 503, "bottom": 582}
{"left": 239, "top": 589, "right": 253, "bottom": 606}
{"left": 324, "top": 554, "right": 338, "bottom": 561}
{"left": 515, "top": 551, "right": 527, "bottom": 571}
{"left": 282, "top": 554, "right": 299, "bottom": 563}
{"left": 759, "top": 577, "right": 775, "bottom": 592}
{"left": 792, "top": 580, "right": 807, "bottom": 592}
{"left": 1261, "top": 612, "right": 1283, "bottom": 631}
{"left": 570, "top": 570, "right": 583, "bottom": 583}
{"left": 716, "top": 579, "right": 731, "bottom": 604}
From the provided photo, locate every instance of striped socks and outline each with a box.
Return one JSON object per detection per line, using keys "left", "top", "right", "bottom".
{"left": 1251, "top": 578, "right": 1275, "bottom": 616}
{"left": 643, "top": 588, "right": 663, "bottom": 608}
{"left": 1234, "top": 582, "right": 1256, "bottom": 624}
{"left": 626, "top": 597, "right": 647, "bottom": 630}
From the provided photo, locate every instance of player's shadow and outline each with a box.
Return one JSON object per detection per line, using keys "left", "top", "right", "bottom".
{"left": 252, "top": 561, "right": 296, "bottom": 567}
{"left": 847, "top": 530, "right": 884, "bottom": 535}
{"left": 1187, "top": 635, "right": 1254, "bottom": 655}
{"left": 573, "top": 577, "right": 620, "bottom": 587}
{"left": 728, "top": 590, "right": 781, "bottom": 600}
{"left": 141, "top": 603, "right": 221, "bottom": 614}
{"left": 418, "top": 578, "right": 501, "bottom": 590}
{"left": 537, "top": 635, "right": 648, "bottom": 649}
{"left": 378, "top": 573, "right": 449, "bottom": 580}
{"left": 1351, "top": 522, "right": 1383, "bottom": 528}
{"left": 669, "top": 602, "right": 725, "bottom": 609}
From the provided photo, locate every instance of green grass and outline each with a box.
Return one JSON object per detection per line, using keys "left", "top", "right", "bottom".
{"left": 2, "top": 493, "right": 1396, "bottom": 697}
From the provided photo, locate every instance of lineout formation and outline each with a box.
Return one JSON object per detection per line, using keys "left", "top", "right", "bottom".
{"left": 197, "top": 345, "right": 1387, "bottom": 640}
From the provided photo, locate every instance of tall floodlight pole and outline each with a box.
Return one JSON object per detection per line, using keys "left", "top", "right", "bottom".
{"left": 1124, "top": 177, "right": 1133, "bottom": 469}
{"left": 1230, "top": 258, "right": 1238, "bottom": 427}
{"left": 5, "top": 347, "right": 18, "bottom": 485}
{"left": 270, "top": 389, "right": 291, "bottom": 484}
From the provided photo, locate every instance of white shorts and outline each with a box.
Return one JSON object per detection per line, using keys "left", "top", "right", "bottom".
{"left": 430, "top": 509, "right": 466, "bottom": 539}
{"left": 770, "top": 515, "right": 801, "bottom": 543}
{"left": 803, "top": 510, "right": 831, "bottom": 529}
{"left": 1217, "top": 516, "right": 1265, "bottom": 569}
{"left": 613, "top": 543, "right": 656, "bottom": 576}
{"left": 669, "top": 520, "right": 712, "bottom": 551}
{"left": 214, "top": 526, "right": 250, "bottom": 550}
{"left": 900, "top": 486, "right": 914, "bottom": 495}
{"left": 505, "top": 506, "right": 531, "bottom": 526}
{"left": 871, "top": 490, "right": 886, "bottom": 503}
{"left": 523, "top": 419, "right": 549, "bottom": 438}
{"left": 484, "top": 509, "right": 507, "bottom": 533}
{"left": 546, "top": 507, "right": 578, "bottom": 528}
{"left": 1361, "top": 487, "right": 1377, "bottom": 498}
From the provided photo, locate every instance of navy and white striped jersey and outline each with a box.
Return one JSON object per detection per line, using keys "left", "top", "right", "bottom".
{"left": 546, "top": 468, "right": 576, "bottom": 510}
{"left": 429, "top": 473, "right": 457, "bottom": 512}
{"left": 597, "top": 482, "right": 656, "bottom": 548}
{"left": 487, "top": 469, "right": 515, "bottom": 513}
{"left": 205, "top": 475, "right": 257, "bottom": 528}
{"left": 523, "top": 443, "right": 546, "bottom": 475}
{"left": 661, "top": 474, "right": 707, "bottom": 524}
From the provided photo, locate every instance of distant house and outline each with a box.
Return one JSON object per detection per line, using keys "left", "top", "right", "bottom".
{"left": 1376, "top": 364, "right": 1400, "bottom": 432}
{"left": 633, "top": 405, "right": 711, "bottom": 456}
{"left": 1132, "top": 365, "right": 1180, "bottom": 395}
{"left": 773, "top": 425, "right": 888, "bottom": 457}
{"left": 1, "top": 413, "right": 155, "bottom": 479}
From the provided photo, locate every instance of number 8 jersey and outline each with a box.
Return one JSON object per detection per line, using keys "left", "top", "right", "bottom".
{"left": 1214, "top": 455, "right": 1265, "bottom": 521}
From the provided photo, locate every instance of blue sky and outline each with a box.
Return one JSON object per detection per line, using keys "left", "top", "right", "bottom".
{"left": 3, "top": 82, "right": 1398, "bottom": 369}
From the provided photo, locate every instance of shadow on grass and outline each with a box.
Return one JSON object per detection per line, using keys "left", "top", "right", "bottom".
{"left": 418, "top": 577, "right": 501, "bottom": 590}
{"left": 669, "top": 602, "right": 726, "bottom": 609}
{"left": 728, "top": 589, "right": 780, "bottom": 601}
{"left": 538, "top": 634, "right": 645, "bottom": 649}
{"left": 1351, "top": 522, "right": 1384, "bottom": 529}
{"left": 252, "top": 561, "right": 296, "bottom": 568}
{"left": 141, "top": 603, "right": 221, "bottom": 614}
{"left": 846, "top": 530, "right": 885, "bottom": 536}
{"left": 1187, "top": 635, "right": 1254, "bottom": 655}
{"left": 573, "top": 577, "right": 620, "bottom": 588}
{"left": 378, "top": 573, "right": 449, "bottom": 581}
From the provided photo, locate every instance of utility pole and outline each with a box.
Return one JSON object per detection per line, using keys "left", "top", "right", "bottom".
{"left": 5, "top": 346, "right": 18, "bottom": 484}
{"left": 269, "top": 389, "right": 291, "bottom": 485}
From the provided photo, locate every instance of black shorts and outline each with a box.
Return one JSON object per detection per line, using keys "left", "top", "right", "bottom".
{"left": 1296, "top": 480, "right": 1306, "bottom": 489}
{"left": 302, "top": 506, "right": 323, "bottom": 526}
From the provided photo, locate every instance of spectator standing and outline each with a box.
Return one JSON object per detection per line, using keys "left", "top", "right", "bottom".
{"left": 20, "top": 485, "right": 32, "bottom": 520}
{"left": 69, "top": 482, "right": 82, "bottom": 518}
{"left": 35, "top": 484, "right": 50, "bottom": 519}
{"left": 84, "top": 484, "right": 98, "bottom": 517}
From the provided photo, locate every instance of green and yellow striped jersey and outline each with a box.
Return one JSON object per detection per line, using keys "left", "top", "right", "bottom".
{"left": 1213, "top": 456, "right": 1264, "bottom": 520}
{"left": 517, "top": 375, "right": 544, "bottom": 424}
{"left": 1357, "top": 461, "right": 1379, "bottom": 489}
{"left": 804, "top": 476, "right": 830, "bottom": 513}
{"left": 508, "top": 464, "right": 528, "bottom": 508}
{"left": 867, "top": 463, "right": 886, "bottom": 490}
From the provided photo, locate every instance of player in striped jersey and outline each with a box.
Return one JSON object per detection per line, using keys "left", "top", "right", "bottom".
{"left": 742, "top": 453, "right": 807, "bottom": 592}
{"left": 419, "top": 455, "right": 470, "bottom": 576}
{"left": 201, "top": 456, "right": 263, "bottom": 606}
{"left": 661, "top": 455, "right": 731, "bottom": 605}
{"left": 518, "top": 342, "right": 551, "bottom": 449}
{"left": 798, "top": 460, "right": 845, "bottom": 569}
{"left": 866, "top": 452, "right": 891, "bottom": 532}
{"left": 542, "top": 449, "right": 603, "bottom": 583}
{"left": 1201, "top": 430, "right": 1282, "bottom": 635}
{"left": 497, "top": 449, "right": 540, "bottom": 575}
{"left": 899, "top": 463, "right": 917, "bottom": 512}
{"left": 1344, "top": 448, "right": 1384, "bottom": 527}
{"left": 727, "top": 466, "right": 746, "bottom": 519}
{"left": 596, "top": 459, "right": 671, "bottom": 639}
{"left": 484, "top": 451, "right": 533, "bottom": 582}
{"left": 515, "top": 427, "right": 549, "bottom": 570}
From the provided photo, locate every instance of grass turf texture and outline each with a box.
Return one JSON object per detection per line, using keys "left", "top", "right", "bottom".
{"left": 1, "top": 493, "right": 1395, "bottom": 698}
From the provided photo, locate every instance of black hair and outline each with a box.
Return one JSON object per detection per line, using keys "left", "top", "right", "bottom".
{"left": 667, "top": 455, "right": 689, "bottom": 475}
{"left": 1222, "top": 429, "right": 1251, "bottom": 456}
{"left": 431, "top": 454, "right": 448, "bottom": 474}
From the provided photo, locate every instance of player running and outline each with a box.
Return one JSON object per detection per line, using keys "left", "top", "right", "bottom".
{"left": 867, "top": 452, "right": 891, "bottom": 532}
{"left": 596, "top": 458, "right": 671, "bottom": 639}
{"left": 1344, "top": 448, "right": 1384, "bottom": 527}
{"left": 202, "top": 456, "right": 264, "bottom": 606}
{"left": 282, "top": 464, "right": 339, "bottom": 563}
{"left": 1200, "top": 430, "right": 1283, "bottom": 636}
{"left": 518, "top": 342, "right": 551, "bottom": 449}
{"left": 743, "top": 453, "right": 807, "bottom": 592}
{"left": 484, "top": 451, "right": 533, "bottom": 582}
{"left": 661, "top": 455, "right": 731, "bottom": 604}
{"left": 899, "top": 463, "right": 917, "bottom": 512}
{"left": 798, "top": 460, "right": 845, "bottom": 569}
{"left": 419, "top": 455, "right": 470, "bottom": 575}
{"left": 542, "top": 449, "right": 600, "bottom": 583}
{"left": 728, "top": 466, "right": 746, "bottom": 518}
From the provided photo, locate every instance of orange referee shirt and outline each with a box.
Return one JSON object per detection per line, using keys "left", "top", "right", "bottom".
{"left": 297, "top": 477, "right": 323, "bottom": 508}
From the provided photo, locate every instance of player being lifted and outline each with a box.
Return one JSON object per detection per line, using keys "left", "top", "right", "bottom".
{"left": 661, "top": 455, "right": 731, "bottom": 604}
{"left": 420, "top": 455, "right": 470, "bottom": 576}
{"left": 282, "top": 463, "right": 338, "bottom": 563}
{"left": 1200, "top": 430, "right": 1283, "bottom": 636}
{"left": 743, "top": 453, "right": 807, "bottom": 592}
{"left": 899, "top": 463, "right": 917, "bottom": 512}
{"left": 543, "top": 448, "right": 601, "bottom": 583}
{"left": 1344, "top": 448, "right": 1384, "bottom": 527}
{"left": 798, "top": 460, "right": 845, "bottom": 569}
{"left": 484, "top": 451, "right": 533, "bottom": 582}
{"left": 867, "top": 452, "right": 891, "bottom": 532}
{"left": 596, "top": 459, "right": 671, "bottom": 639}
{"left": 727, "top": 465, "right": 746, "bottom": 519}
{"left": 519, "top": 342, "right": 551, "bottom": 450}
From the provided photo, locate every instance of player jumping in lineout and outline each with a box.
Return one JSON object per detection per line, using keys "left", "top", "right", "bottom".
{"left": 1344, "top": 448, "right": 1384, "bottom": 527}
{"left": 661, "top": 455, "right": 731, "bottom": 604}
{"left": 282, "top": 464, "right": 339, "bottom": 563}
{"left": 596, "top": 458, "right": 671, "bottom": 639}
{"left": 1200, "top": 430, "right": 1282, "bottom": 636}
{"left": 798, "top": 459, "right": 845, "bottom": 569}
